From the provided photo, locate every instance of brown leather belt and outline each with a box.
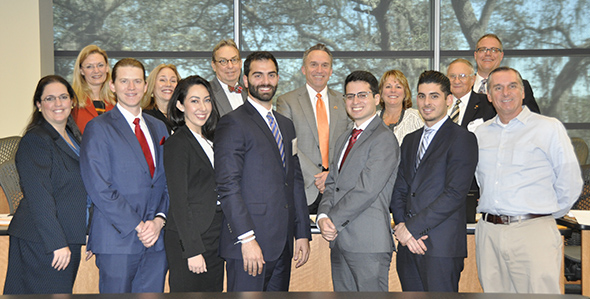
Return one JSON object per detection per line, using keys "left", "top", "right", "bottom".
{"left": 481, "top": 213, "right": 551, "bottom": 225}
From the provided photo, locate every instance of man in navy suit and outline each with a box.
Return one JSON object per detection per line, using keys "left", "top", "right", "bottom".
{"left": 391, "top": 70, "right": 478, "bottom": 292}
{"left": 80, "top": 58, "right": 169, "bottom": 293}
{"left": 214, "top": 51, "right": 311, "bottom": 292}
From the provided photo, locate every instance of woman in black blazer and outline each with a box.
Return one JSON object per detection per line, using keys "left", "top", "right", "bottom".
{"left": 4, "top": 75, "right": 87, "bottom": 294}
{"left": 163, "top": 75, "right": 223, "bottom": 292}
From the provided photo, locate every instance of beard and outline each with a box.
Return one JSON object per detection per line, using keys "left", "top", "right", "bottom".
{"left": 247, "top": 81, "right": 278, "bottom": 102}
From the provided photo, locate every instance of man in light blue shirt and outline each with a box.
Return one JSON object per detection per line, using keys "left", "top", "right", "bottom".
{"left": 474, "top": 66, "right": 583, "bottom": 293}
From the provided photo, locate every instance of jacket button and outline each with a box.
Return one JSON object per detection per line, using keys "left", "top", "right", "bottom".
{"left": 411, "top": 192, "right": 416, "bottom": 197}
{"left": 285, "top": 204, "right": 289, "bottom": 209}
{"left": 335, "top": 188, "right": 340, "bottom": 192}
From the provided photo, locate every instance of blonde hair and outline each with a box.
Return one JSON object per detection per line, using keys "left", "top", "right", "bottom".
{"left": 72, "top": 45, "right": 115, "bottom": 108}
{"left": 141, "top": 64, "right": 181, "bottom": 110}
{"left": 378, "top": 69, "right": 413, "bottom": 109}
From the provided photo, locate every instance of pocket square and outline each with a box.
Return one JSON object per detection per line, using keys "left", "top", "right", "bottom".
{"left": 160, "top": 136, "right": 166, "bottom": 145}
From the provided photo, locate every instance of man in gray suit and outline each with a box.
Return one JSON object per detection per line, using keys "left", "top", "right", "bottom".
{"left": 210, "top": 39, "right": 248, "bottom": 116}
{"left": 276, "top": 44, "right": 350, "bottom": 214}
{"left": 317, "top": 71, "right": 399, "bottom": 291}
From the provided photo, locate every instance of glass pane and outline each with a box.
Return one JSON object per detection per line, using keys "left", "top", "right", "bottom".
{"left": 441, "top": 0, "right": 590, "bottom": 50}
{"left": 273, "top": 58, "right": 430, "bottom": 108}
{"left": 53, "top": 0, "right": 233, "bottom": 52}
{"left": 241, "top": 0, "right": 431, "bottom": 51}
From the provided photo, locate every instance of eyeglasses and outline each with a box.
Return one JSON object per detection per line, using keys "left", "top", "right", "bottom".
{"left": 82, "top": 63, "right": 106, "bottom": 70}
{"left": 448, "top": 73, "right": 474, "bottom": 81}
{"left": 476, "top": 47, "right": 503, "bottom": 54}
{"left": 344, "top": 91, "right": 372, "bottom": 101}
{"left": 215, "top": 58, "right": 240, "bottom": 66}
{"left": 42, "top": 94, "right": 71, "bottom": 103}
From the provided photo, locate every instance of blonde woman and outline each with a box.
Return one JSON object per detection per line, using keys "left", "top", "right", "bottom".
{"left": 71, "top": 45, "right": 116, "bottom": 133}
{"left": 142, "top": 64, "right": 181, "bottom": 133}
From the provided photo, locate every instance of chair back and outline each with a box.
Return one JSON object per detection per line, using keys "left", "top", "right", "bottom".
{"left": 571, "top": 137, "right": 589, "bottom": 165}
{"left": 0, "top": 136, "right": 23, "bottom": 214}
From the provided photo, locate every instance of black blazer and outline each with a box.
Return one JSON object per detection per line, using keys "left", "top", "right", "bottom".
{"left": 391, "top": 118, "right": 478, "bottom": 258}
{"left": 460, "top": 92, "right": 496, "bottom": 129}
{"left": 8, "top": 120, "right": 87, "bottom": 253}
{"left": 163, "top": 125, "right": 217, "bottom": 258}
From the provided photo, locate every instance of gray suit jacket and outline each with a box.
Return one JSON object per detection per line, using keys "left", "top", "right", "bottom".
{"left": 276, "top": 86, "right": 351, "bottom": 205}
{"left": 318, "top": 116, "right": 399, "bottom": 253}
{"left": 210, "top": 77, "right": 247, "bottom": 117}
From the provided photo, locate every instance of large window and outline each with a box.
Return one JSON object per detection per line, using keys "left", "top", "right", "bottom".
{"left": 53, "top": 0, "right": 590, "bottom": 145}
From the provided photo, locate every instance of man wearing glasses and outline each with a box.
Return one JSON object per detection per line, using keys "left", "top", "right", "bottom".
{"left": 210, "top": 39, "right": 248, "bottom": 116}
{"left": 446, "top": 58, "right": 495, "bottom": 131}
{"left": 318, "top": 71, "right": 399, "bottom": 291}
{"left": 473, "top": 34, "right": 540, "bottom": 113}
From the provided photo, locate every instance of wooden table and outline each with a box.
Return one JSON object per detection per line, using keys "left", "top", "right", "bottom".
{"left": 557, "top": 217, "right": 590, "bottom": 296}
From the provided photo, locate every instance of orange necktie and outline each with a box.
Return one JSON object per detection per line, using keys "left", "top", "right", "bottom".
{"left": 316, "top": 93, "right": 329, "bottom": 169}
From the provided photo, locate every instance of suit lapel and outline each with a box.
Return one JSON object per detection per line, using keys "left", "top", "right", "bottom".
{"left": 211, "top": 79, "right": 233, "bottom": 115}
{"left": 408, "top": 127, "right": 423, "bottom": 178}
{"left": 327, "top": 89, "right": 346, "bottom": 145}
{"left": 415, "top": 119, "right": 453, "bottom": 180}
{"left": 462, "top": 92, "right": 479, "bottom": 127}
{"left": 181, "top": 126, "right": 214, "bottom": 172}
{"left": 42, "top": 121, "right": 79, "bottom": 161}
{"left": 298, "top": 88, "right": 320, "bottom": 145}
{"left": 337, "top": 116, "right": 380, "bottom": 173}
{"left": 244, "top": 102, "right": 285, "bottom": 170}
{"left": 110, "top": 108, "right": 152, "bottom": 177}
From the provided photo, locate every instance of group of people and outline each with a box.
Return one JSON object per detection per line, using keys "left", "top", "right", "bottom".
{"left": 2, "top": 33, "right": 583, "bottom": 296}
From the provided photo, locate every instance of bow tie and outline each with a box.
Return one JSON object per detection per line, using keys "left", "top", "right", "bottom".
{"left": 229, "top": 85, "right": 243, "bottom": 93}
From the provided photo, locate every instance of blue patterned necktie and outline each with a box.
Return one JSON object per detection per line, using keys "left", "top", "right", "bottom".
{"left": 416, "top": 127, "right": 434, "bottom": 170}
{"left": 267, "top": 112, "right": 285, "bottom": 168}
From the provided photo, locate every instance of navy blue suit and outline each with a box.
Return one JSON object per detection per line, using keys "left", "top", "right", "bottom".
{"left": 80, "top": 106, "right": 169, "bottom": 293}
{"left": 391, "top": 118, "right": 478, "bottom": 292}
{"left": 460, "top": 92, "right": 496, "bottom": 129}
{"left": 4, "top": 120, "right": 86, "bottom": 294}
{"left": 215, "top": 100, "right": 311, "bottom": 291}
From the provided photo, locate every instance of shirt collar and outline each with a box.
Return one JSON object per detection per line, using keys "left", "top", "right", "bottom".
{"left": 425, "top": 115, "right": 449, "bottom": 132}
{"left": 305, "top": 84, "right": 328, "bottom": 102}
{"left": 354, "top": 113, "right": 378, "bottom": 131}
{"left": 117, "top": 103, "right": 143, "bottom": 124}
{"left": 493, "top": 105, "right": 531, "bottom": 127}
{"left": 247, "top": 97, "right": 273, "bottom": 119}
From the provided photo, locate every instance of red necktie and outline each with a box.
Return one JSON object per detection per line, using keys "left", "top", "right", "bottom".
{"left": 133, "top": 118, "right": 155, "bottom": 178}
{"left": 339, "top": 129, "right": 362, "bottom": 171}
{"left": 229, "top": 85, "right": 242, "bottom": 93}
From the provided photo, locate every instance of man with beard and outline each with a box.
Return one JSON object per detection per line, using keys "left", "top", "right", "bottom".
{"left": 214, "top": 51, "right": 311, "bottom": 291}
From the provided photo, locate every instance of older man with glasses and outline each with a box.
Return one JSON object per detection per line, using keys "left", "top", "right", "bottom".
{"left": 210, "top": 39, "right": 248, "bottom": 116}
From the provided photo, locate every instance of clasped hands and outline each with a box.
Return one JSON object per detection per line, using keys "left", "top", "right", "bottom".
{"left": 393, "top": 222, "right": 428, "bottom": 255}
{"left": 136, "top": 218, "right": 165, "bottom": 248}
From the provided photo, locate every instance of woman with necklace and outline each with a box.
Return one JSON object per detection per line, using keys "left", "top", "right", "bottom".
{"left": 71, "top": 45, "right": 116, "bottom": 134}
{"left": 163, "top": 75, "right": 223, "bottom": 292}
{"left": 378, "top": 70, "right": 423, "bottom": 145}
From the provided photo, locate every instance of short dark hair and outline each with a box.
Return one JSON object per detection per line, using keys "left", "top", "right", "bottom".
{"left": 344, "top": 71, "right": 379, "bottom": 95}
{"left": 417, "top": 70, "right": 451, "bottom": 98}
{"left": 487, "top": 66, "right": 524, "bottom": 93}
{"left": 243, "top": 51, "right": 279, "bottom": 77}
{"left": 302, "top": 43, "right": 333, "bottom": 66}
{"left": 112, "top": 58, "right": 146, "bottom": 82}
{"left": 167, "top": 75, "right": 220, "bottom": 141}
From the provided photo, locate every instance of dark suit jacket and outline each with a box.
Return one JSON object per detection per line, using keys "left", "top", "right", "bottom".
{"left": 9, "top": 120, "right": 87, "bottom": 253}
{"left": 318, "top": 116, "right": 399, "bottom": 253}
{"left": 80, "top": 106, "right": 169, "bottom": 254}
{"left": 163, "top": 125, "right": 217, "bottom": 258}
{"left": 459, "top": 92, "right": 496, "bottom": 129}
{"left": 391, "top": 118, "right": 478, "bottom": 258}
{"left": 210, "top": 78, "right": 248, "bottom": 117}
{"left": 215, "top": 100, "right": 311, "bottom": 261}
{"left": 144, "top": 108, "right": 173, "bottom": 134}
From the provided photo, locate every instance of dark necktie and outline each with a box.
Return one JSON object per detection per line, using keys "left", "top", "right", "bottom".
{"left": 339, "top": 129, "right": 362, "bottom": 171}
{"left": 266, "top": 112, "right": 285, "bottom": 168}
{"left": 229, "top": 85, "right": 242, "bottom": 93}
{"left": 133, "top": 118, "right": 155, "bottom": 177}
